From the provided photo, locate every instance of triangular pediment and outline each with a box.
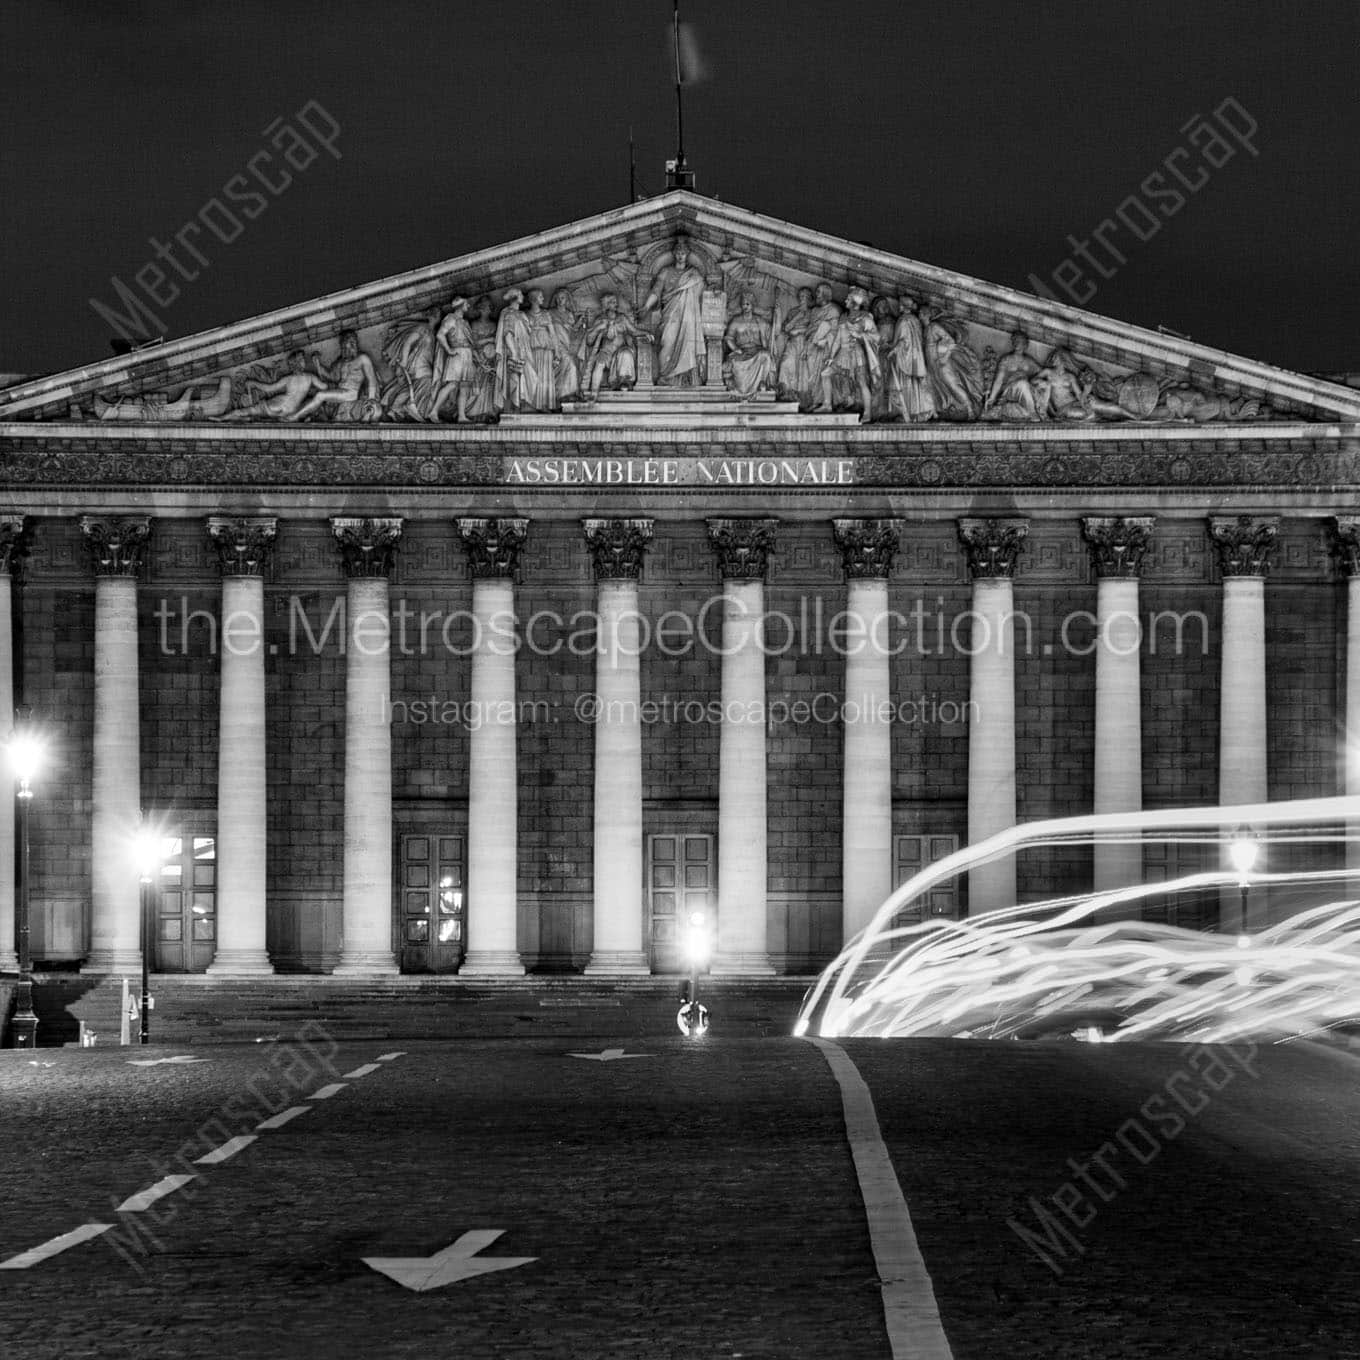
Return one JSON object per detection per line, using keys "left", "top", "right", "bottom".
{"left": 3, "top": 190, "right": 1357, "bottom": 427}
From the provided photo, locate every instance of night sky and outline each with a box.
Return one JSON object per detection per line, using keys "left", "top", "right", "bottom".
{"left": 2, "top": 0, "right": 1357, "bottom": 378}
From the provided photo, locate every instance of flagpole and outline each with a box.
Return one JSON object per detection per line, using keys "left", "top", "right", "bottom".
{"left": 673, "top": 0, "right": 686, "bottom": 171}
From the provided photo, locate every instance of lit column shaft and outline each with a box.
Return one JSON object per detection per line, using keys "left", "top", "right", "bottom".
{"left": 583, "top": 520, "right": 653, "bottom": 975}
{"left": 707, "top": 519, "right": 777, "bottom": 976}
{"left": 1083, "top": 517, "right": 1155, "bottom": 896}
{"left": 958, "top": 519, "right": 1028, "bottom": 914}
{"left": 0, "top": 517, "right": 25, "bottom": 972}
{"left": 1338, "top": 518, "right": 1360, "bottom": 872}
{"left": 1210, "top": 516, "right": 1277, "bottom": 930}
{"left": 833, "top": 520, "right": 900, "bottom": 943}
{"left": 458, "top": 518, "right": 529, "bottom": 976}
{"left": 206, "top": 518, "right": 275, "bottom": 974}
{"left": 82, "top": 517, "right": 151, "bottom": 971}
{"left": 332, "top": 518, "right": 403, "bottom": 975}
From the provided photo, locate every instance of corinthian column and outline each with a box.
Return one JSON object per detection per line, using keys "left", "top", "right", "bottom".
{"left": 833, "top": 518, "right": 900, "bottom": 944}
{"left": 1209, "top": 515, "right": 1278, "bottom": 930}
{"left": 958, "top": 518, "right": 1027, "bottom": 913}
{"left": 82, "top": 516, "right": 152, "bottom": 971}
{"left": 457, "top": 518, "right": 529, "bottom": 976}
{"left": 331, "top": 517, "right": 403, "bottom": 975}
{"left": 583, "top": 519, "right": 653, "bottom": 975}
{"left": 205, "top": 517, "right": 276, "bottom": 974}
{"left": 706, "top": 519, "right": 777, "bottom": 976}
{"left": 1082, "top": 516, "right": 1155, "bottom": 896}
{"left": 0, "top": 517, "right": 29, "bottom": 972}
{"left": 1332, "top": 518, "right": 1360, "bottom": 871}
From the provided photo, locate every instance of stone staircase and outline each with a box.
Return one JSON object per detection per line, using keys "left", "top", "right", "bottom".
{"left": 17, "top": 973, "right": 813, "bottom": 1047}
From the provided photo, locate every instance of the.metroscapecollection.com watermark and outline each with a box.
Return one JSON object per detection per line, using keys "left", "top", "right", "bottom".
{"left": 154, "top": 595, "right": 1211, "bottom": 661}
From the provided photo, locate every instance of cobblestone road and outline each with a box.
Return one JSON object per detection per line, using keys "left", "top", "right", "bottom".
{"left": 0, "top": 1033, "right": 1356, "bottom": 1359}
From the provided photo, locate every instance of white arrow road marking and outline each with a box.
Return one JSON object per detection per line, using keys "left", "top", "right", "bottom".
{"left": 308, "top": 1083, "right": 347, "bottom": 1100}
{"left": 256, "top": 1105, "right": 312, "bottom": 1131}
{"left": 194, "top": 1135, "right": 257, "bottom": 1165}
{"left": 567, "top": 1048, "right": 650, "bottom": 1062}
{"left": 126, "top": 1055, "right": 210, "bottom": 1067}
{"left": 364, "top": 1230, "right": 537, "bottom": 1292}
{"left": 375, "top": 1052, "right": 406, "bottom": 1062}
{"left": 807, "top": 1038, "right": 954, "bottom": 1360}
{"left": 342, "top": 1063, "right": 382, "bottom": 1078}
{"left": 0, "top": 1224, "right": 113, "bottom": 1269}
{"left": 116, "top": 1175, "right": 198, "bottom": 1213}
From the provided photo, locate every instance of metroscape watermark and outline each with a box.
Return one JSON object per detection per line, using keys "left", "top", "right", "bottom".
{"left": 102, "top": 1021, "right": 340, "bottom": 1275}
{"left": 1006, "top": 1037, "right": 1260, "bottom": 1277}
{"left": 154, "top": 593, "right": 1211, "bottom": 662}
{"left": 1028, "top": 96, "right": 1259, "bottom": 308}
{"left": 90, "top": 100, "right": 342, "bottom": 346}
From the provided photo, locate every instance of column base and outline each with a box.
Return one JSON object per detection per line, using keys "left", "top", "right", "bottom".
{"left": 709, "top": 952, "right": 777, "bottom": 978}
{"left": 583, "top": 951, "right": 651, "bottom": 976}
{"left": 459, "top": 951, "right": 526, "bottom": 977}
{"left": 84, "top": 949, "right": 144, "bottom": 974}
{"left": 207, "top": 950, "right": 275, "bottom": 977}
{"left": 332, "top": 951, "right": 400, "bottom": 977}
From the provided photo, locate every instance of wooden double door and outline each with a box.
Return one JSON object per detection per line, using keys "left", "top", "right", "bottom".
{"left": 398, "top": 833, "right": 467, "bottom": 973}
{"left": 645, "top": 833, "right": 715, "bottom": 974}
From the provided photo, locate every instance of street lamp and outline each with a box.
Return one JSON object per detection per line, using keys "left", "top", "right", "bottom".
{"left": 132, "top": 823, "right": 163, "bottom": 1045}
{"left": 677, "top": 907, "right": 711, "bottom": 1037}
{"left": 1228, "top": 825, "right": 1260, "bottom": 939}
{"left": 7, "top": 725, "right": 46, "bottom": 1049}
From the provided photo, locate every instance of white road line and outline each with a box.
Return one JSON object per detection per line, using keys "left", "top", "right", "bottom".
{"left": 808, "top": 1038, "right": 954, "bottom": 1360}
{"left": 194, "top": 1135, "right": 258, "bottom": 1165}
{"left": 116, "top": 1175, "right": 198, "bottom": 1213}
{"left": 375, "top": 1052, "right": 406, "bottom": 1062}
{"left": 0, "top": 1223, "right": 113, "bottom": 1269}
{"left": 309, "top": 1083, "right": 347, "bottom": 1100}
{"left": 342, "top": 1063, "right": 382, "bottom": 1078}
{"left": 256, "top": 1105, "right": 312, "bottom": 1131}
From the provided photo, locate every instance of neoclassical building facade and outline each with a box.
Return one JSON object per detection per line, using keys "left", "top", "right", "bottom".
{"left": 2, "top": 191, "right": 1358, "bottom": 977}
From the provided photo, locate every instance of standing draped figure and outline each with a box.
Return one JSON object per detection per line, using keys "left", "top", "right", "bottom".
{"left": 494, "top": 288, "right": 533, "bottom": 414}
{"left": 640, "top": 237, "right": 706, "bottom": 385}
{"left": 776, "top": 286, "right": 815, "bottom": 406}
{"left": 886, "top": 296, "right": 937, "bottom": 422}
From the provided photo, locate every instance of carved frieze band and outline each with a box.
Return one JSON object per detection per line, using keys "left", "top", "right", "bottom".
{"left": 0, "top": 516, "right": 31, "bottom": 579}
{"left": 832, "top": 519, "right": 901, "bottom": 580}
{"left": 1329, "top": 516, "right": 1360, "bottom": 578}
{"left": 456, "top": 517, "right": 530, "bottom": 579}
{"left": 1081, "top": 516, "right": 1156, "bottom": 579}
{"left": 80, "top": 516, "right": 152, "bottom": 577}
{"left": 207, "top": 516, "right": 278, "bottom": 577}
{"left": 957, "top": 518, "right": 1029, "bottom": 580}
{"left": 706, "top": 518, "right": 779, "bottom": 580}
{"left": 1208, "top": 515, "right": 1279, "bottom": 577}
{"left": 330, "top": 517, "right": 404, "bottom": 579}
{"left": 582, "top": 518, "right": 654, "bottom": 580}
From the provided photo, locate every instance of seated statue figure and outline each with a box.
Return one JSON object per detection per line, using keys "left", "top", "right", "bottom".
{"left": 723, "top": 291, "right": 774, "bottom": 398}
{"left": 582, "top": 294, "right": 653, "bottom": 396}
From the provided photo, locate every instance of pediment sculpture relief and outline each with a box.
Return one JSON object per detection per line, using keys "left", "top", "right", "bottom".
{"left": 77, "top": 231, "right": 1279, "bottom": 426}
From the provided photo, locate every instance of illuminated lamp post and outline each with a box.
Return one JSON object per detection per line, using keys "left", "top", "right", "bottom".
{"left": 132, "top": 823, "right": 163, "bottom": 1044}
{"left": 7, "top": 725, "right": 45, "bottom": 1048}
{"left": 1228, "top": 825, "right": 1260, "bottom": 940}
{"left": 677, "top": 907, "right": 711, "bottom": 1038}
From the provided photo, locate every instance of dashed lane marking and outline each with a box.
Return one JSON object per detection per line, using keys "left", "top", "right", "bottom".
{"left": 808, "top": 1038, "right": 954, "bottom": 1360}
{"left": 0, "top": 1224, "right": 113, "bottom": 1269}
{"left": 116, "top": 1175, "right": 199, "bottom": 1213}
{"left": 309, "top": 1083, "right": 347, "bottom": 1100}
{"left": 376, "top": 1052, "right": 406, "bottom": 1062}
{"left": 256, "top": 1105, "right": 312, "bottom": 1131}
{"left": 342, "top": 1063, "right": 382, "bottom": 1078}
{"left": 194, "top": 1135, "right": 258, "bottom": 1165}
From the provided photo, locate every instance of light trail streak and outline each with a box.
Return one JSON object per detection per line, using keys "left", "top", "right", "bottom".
{"left": 797, "top": 798, "right": 1360, "bottom": 1045}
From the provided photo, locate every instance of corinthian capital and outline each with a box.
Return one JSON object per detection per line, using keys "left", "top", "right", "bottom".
{"left": 706, "top": 518, "right": 778, "bottom": 580}
{"left": 330, "top": 517, "right": 403, "bottom": 579}
{"left": 80, "top": 516, "right": 152, "bottom": 577}
{"left": 1208, "top": 515, "right": 1278, "bottom": 578}
{"left": 832, "top": 519, "right": 901, "bottom": 580}
{"left": 583, "top": 519, "right": 654, "bottom": 580}
{"left": 1081, "top": 516, "right": 1155, "bottom": 579}
{"left": 0, "top": 516, "right": 30, "bottom": 578}
{"left": 456, "top": 517, "right": 529, "bottom": 579}
{"left": 207, "top": 517, "right": 277, "bottom": 577}
{"left": 1330, "top": 516, "right": 1360, "bottom": 577}
{"left": 957, "top": 518, "right": 1028, "bottom": 580}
